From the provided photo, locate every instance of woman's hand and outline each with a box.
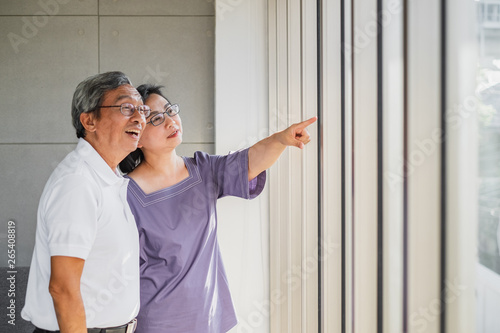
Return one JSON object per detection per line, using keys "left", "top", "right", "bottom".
{"left": 275, "top": 117, "right": 317, "bottom": 149}
{"left": 247, "top": 116, "right": 317, "bottom": 180}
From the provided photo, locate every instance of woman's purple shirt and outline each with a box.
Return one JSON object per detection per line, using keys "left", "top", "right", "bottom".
{"left": 126, "top": 149, "right": 266, "bottom": 333}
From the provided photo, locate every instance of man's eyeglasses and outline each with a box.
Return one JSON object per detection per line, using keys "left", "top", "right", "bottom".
{"left": 147, "top": 104, "right": 180, "bottom": 126}
{"left": 98, "top": 103, "right": 151, "bottom": 118}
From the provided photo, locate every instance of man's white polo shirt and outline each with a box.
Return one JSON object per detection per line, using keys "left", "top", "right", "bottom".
{"left": 21, "top": 138, "right": 140, "bottom": 330}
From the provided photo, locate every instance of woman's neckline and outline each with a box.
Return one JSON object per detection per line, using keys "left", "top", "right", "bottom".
{"left": 126, "top": 156, "right": 192, "bottom": 195}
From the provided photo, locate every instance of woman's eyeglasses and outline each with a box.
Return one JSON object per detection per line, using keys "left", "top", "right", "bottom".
{"left": 147, "top": 104, "right": 180, "bottom": 126}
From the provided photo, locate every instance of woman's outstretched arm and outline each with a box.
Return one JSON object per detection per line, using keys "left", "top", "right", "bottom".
{"left": 247, "top": 116, "right": 317, "bottom": 180}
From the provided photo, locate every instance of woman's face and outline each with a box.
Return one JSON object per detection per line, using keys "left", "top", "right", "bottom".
{"left": 138, "top": 93, "right": 183, "bottom": 151}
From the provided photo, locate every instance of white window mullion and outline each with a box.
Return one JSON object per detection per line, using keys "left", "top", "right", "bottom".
{"left": 268, "top": 0, "right": 287, "bottom": 332}
{"left": 288, "top": 0, "right": 304, "bottom": 331}
{"left": 407, "top": 0, "right": 442, "bottom": 332}
{"left": 301, "top": 0, "right": 319, "bottom": 331}
{"left": 320, "top": 0, "right": 344, "bottom": 332}
{"left": 269, "top": 0, "right": 319, "bottom": 331}
{"left": 344, "top": 0, "right": 354, "bottom": 331}
{"left": 444, "top": 0, "right": 477, "bottom": 331}
{"left": 382, "top": 0, "right": 405, "bottom": 332}
{"left": 352, "top": 0, "right": 379, "bottom": 331}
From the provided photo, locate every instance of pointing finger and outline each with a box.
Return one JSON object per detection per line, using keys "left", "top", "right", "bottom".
{"left": 296, "top": 116, "right": 317, "bottom": 130}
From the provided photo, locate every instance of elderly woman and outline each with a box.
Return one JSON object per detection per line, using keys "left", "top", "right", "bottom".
{"left": 119, "top": 84, "right": 316, "bottom": 333}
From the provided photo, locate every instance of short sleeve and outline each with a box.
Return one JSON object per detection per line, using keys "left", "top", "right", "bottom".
{"left": 43, "top": 174, "right": 99, "bottom": 259}
{"left": 209, "top": 148, "right": 266, "bottom": 199}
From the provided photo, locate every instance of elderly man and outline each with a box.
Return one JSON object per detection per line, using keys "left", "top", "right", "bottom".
{"left": 21, "top": 71, "right": 149, "bottom": 333}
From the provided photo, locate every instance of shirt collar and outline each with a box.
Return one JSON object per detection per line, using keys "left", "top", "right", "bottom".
{"left": 76, "top": 138, "right": 125, "bottom": 185}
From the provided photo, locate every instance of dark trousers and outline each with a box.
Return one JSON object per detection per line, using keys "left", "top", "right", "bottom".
{"left": 32, "top": 318, "right": 136, "bottom": 333}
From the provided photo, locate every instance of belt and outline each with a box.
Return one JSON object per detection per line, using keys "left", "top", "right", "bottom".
{"left": 35, "top": 318, "right": 137, "bottom": 333}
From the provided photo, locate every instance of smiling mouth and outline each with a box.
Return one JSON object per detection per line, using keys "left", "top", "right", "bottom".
{"left": 125, "top": 129, "right": 141, "bottom": 139}
{"left": 168, "top": 130, "right": 179, "bottom": 138}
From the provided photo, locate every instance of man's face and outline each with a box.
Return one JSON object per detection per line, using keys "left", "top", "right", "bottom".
{"left": 86, "top": 84, "right": 146, "bottom": 166}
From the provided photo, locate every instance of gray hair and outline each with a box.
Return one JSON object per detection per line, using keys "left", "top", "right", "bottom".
{"left": 71, "top": 71, "right": 132, "bottom": 138}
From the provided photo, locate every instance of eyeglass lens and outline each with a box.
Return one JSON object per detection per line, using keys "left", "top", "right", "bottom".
{"left": 120, "top": 103, "right": 150, "bottom": 117}
{"left": 166, "top": 104, "right": 179, "bottom": 117}
{"left": 149, "top": 104, "right": 180, "bottom": 126}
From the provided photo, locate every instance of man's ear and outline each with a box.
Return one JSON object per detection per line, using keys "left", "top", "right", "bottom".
{"left": 80, "top": 112, "right": 97, "bottom": 133}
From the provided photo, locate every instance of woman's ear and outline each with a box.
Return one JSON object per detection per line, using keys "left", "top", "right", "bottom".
{"left": 80, "top": 112, "right": 97, "bottom": 134}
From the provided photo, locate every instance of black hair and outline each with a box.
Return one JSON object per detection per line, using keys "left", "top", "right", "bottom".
{"left": 136, "top": 83, "right": 169, "bottom": 103}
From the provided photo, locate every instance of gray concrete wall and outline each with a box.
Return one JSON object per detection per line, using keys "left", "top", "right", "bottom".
{"left": 0, "top": 1, "right": 214, "bottom": 331}
{"left": 0, "top": 0, "right": 215, "bottom": 268}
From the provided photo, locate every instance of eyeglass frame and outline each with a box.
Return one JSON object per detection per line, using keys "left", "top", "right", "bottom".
{"left": 96, "top": 103, "right": 151, "bottom": 118}
{"left": 146, "top": 103, "right": 180, "bottom": 126}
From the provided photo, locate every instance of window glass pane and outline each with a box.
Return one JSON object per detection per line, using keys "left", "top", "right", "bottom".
{"left": 477, "top": 1, "right": 500, "bottom": 331}
{"left": 477, "top": 0, "right": 500, "bottom": 275}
